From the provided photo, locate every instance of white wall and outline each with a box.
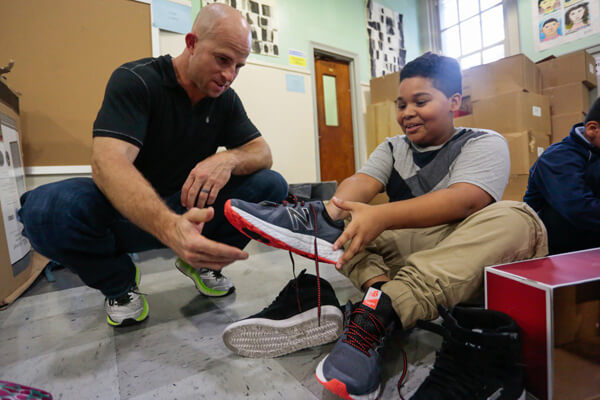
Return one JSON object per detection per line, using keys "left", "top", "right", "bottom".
{"left": 231, "top": 61, "right": 317, "bottom": 183}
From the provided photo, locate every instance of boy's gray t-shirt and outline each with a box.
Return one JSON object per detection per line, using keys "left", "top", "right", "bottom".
{"left": 358, "top": 127, "right": 510, "bottom": 202}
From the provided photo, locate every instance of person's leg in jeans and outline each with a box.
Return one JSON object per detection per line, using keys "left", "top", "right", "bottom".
{"left": 18, "top": 170, "right": 288, "bottom": 298}
{"left": 18, "top": 178, "right": 155, "bottom": 299}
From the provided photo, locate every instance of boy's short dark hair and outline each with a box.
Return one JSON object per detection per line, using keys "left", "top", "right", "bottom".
{"left": 400, "top": 52, "right": 462, "bottom": 97}
{"left": 585, "top": 97, "right": 600, "bottom": 124}
{"left": 543, "top": 18, "right": 558, "bottom": 27}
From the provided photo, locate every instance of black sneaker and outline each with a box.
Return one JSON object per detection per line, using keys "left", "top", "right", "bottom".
{"left": 409, "top": 306, "right": 525, "bottom": 400}
{"left": 224, "top": 196, "right": 344, "bottom": 264}
{"left": 316, "top": 287, "right": 398, "bottom": 400}
{"left": 222, "top": 269, "right": 344, "bottom": 358}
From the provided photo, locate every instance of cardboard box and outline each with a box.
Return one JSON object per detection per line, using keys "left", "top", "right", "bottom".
{"left": 454, "top": 114, "right": 475, "bottom": 128}
{"left": 366, "top": 101, "right": 402, "bottom": 154}
{"left": 504, "top": 130, "right": 549, "bottom": 175}
{"left": 464, "top": 54, "right": 542, "bottom": 101}
{"left": 472, "top": 91, "right": 551, "bottom": 136}
{"left": 502, "top": 174, "right": 529, "bottom": 201}
{"left": 543, "top": 83, "right": 591, "bottom": 115}
{"left": 0, "top": 78, "right": 47, "bottom": 307}
{"left": 551, "top": 112, "right": 586, "bottom": 143}
{"left": 370, "top": 71, "right": 400, "bottom": 104}
{"left": 537, "top": 50, "right": 597, "bottom": 89}
{"left": 486, "top": 249, "right": 600, "bottom": 400}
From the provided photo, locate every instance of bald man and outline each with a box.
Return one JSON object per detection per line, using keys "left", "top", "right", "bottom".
{"left": 18, "top": 4, "right": 288, "bottom": 326}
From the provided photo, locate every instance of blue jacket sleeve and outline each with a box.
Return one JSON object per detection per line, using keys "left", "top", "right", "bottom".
{"left": 530, "top": 145, "right": 600, "bottom": 231}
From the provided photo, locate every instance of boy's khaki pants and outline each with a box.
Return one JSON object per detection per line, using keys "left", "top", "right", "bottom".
{"left": 340, "top": 200, "right": 548, "bottom": 328}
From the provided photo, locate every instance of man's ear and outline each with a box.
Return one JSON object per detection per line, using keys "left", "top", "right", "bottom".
{"left": 449, "top": 93, "right": 462, "bottom": 113}
{"left": 185, "top": 33, "right": 198, "bottom": 53}
{"left": 585, "top": 120, "right": 600, "bottom": 138}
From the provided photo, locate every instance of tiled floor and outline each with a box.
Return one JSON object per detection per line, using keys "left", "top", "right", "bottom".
{"left": 0, "top": 242, "right": 444, "bottom": 399}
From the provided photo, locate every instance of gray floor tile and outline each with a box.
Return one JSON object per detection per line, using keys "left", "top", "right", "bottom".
{"left": 0, "top": 242, "right": 443, "bottom": 399}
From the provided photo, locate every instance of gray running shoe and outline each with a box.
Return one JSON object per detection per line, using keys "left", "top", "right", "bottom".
{"left": 175, "top": 258, "right": 235, "bottom": 297}
{"left": 224, "top": 197, "right": 344, "bottom": 264}
{"left": 105, "top": 265, "right": 149, "bottom": 327}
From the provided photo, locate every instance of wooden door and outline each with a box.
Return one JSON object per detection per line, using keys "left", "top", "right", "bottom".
{"left": 315, "top": 58, "right": 355, "bottom": 183}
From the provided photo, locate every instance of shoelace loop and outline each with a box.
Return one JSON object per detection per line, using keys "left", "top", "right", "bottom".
{"left": 108, "top": 287, "right": 145, "bottom": 306}
{"left": 342, "top": 308, "right": 385, "bottom": 356}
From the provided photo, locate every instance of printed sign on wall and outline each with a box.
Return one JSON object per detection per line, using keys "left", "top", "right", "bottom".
{"left": 366, "top": 0, "right": 405, "bottom": 78}
{"left": 534, "top": 0, "right": 600, "bottom": 51}
{"left": 202, "top": 0, "right": 279, "bottom": 57}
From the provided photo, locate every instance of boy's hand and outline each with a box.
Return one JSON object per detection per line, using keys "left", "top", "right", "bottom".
{"left": 331, "top": 197, "right": 387, "bottom": 269}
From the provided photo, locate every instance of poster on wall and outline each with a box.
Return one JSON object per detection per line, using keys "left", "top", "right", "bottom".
{"left": 0, "top": 117, "right": 30, "bottom": 268}
{"left": 202, "top": 0, "right": 279, "bottom": 57}
{"left": 366, "top": 0, "right": 405, "bottom": 78}
{"left": 533, "top": 0, "right": 600, "bottom": 51}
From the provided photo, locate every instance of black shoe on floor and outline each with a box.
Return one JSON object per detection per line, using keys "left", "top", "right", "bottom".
{"left": 222, "top": 269, "right": 343, "bottom": 358}
{"left": 409, "top": 305, "right": 525, "bottom": 400}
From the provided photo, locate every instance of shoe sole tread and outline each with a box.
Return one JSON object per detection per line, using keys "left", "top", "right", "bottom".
{"left": 223, "top": 306, "right": 343, "bottom": 358}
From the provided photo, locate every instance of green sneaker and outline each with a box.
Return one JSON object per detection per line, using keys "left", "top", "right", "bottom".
{"left": 175, "top": 258, "right": 235, "bottom": 297}
{"left": 104, "top": 265, "right": 149, "bottom": 327}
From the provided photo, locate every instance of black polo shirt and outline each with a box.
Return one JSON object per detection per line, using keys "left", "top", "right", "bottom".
{"left": 93, "top": 55, "right": 260, "bottom": 196}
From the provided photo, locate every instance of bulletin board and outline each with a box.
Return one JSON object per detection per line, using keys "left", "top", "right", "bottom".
{"left": 0, "top": 0, "right": 152, "bottom": 167}
{"left": 534, "top": 0, "right": 600, "bottom": 51}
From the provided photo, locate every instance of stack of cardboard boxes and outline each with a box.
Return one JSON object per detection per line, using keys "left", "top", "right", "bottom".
{"left": 366, "top": 71, "right": 402, "bottom": 155}
{"left": 457, "top": 54, "right": 551, "bottom": 201}
{"left": 366, "top": 72, "right": 402, "bottom": 204}
{"left": 536, "top": 50, "right": 597, "bottom": 143}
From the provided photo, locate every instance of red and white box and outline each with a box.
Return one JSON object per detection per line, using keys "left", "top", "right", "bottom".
{"left": 485, "top": 248, "right": 600, "bottom": 400}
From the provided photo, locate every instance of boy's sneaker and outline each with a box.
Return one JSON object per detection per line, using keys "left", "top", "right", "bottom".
{"left": 224, "top": 197, "right": 344, "bottom": 264}
{"left": 105, "top": 265, "right": 149, "bottom": 327}
{"left": 175, "top": 257, "right": 235, "bottom": 297}
{"left": 222, "top": 269, "right": 343, "bottom": 358}
{"left": 410, "top": 306, "right": 525, "bottom": 400}
{"left": 315, "top": 287, "right": 397, "bottom": 400}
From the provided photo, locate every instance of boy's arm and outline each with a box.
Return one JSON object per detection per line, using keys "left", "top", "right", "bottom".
{"left": 333, "top": 182, "right": 492, "bottom": 267}
{"left": 325, "top": 173, "right": 384, "bottom": 220}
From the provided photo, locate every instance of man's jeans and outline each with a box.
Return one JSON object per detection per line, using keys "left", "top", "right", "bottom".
{"left": 18, "top": 170, "right": 288, "bottom": 298}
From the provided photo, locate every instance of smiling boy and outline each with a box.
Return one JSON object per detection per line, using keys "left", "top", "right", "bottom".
{"left": 223, "top": 53, "right": 548, "bottom": 399}
{"left": 314, "top": 53, "right": 548, "bottom": 399}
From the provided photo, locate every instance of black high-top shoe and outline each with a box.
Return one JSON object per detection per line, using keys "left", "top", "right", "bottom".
{"left": 222, "top": 269, "right": 343, "bottom": 358}
{"left": 410, "top": 306, "right": 525, "bottom": 400}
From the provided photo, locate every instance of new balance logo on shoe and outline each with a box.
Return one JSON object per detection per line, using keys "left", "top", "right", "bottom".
{"left": 362, "top": 287, "right": 382, "bottom": 310}
{"left": 287, "top": 207, "right": 313, "bottom": 231}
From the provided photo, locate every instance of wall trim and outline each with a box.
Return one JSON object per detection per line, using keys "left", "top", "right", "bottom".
{"left": 246, "top": 58, "right": 310, "bottom": 75}
{"left": 25, "top": 166, "right": 92, "bottom": 175}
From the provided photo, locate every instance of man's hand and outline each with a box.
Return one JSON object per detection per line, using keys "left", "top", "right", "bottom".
{"left": 181, "top": 152, "right": 237, "bottom": 209}
{"left": 331, "top": 197, "right": 387, "bottom": 269}
{"left": 168, "top": 207, "right": 249, "bottom": 270}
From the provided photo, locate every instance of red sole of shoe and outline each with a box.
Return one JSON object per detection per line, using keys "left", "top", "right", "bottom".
{"left": 315, "top": 374, "right": 353, "bottom": 400}
{"left": 224, "top": 199, "right": 338, "bottom": 265}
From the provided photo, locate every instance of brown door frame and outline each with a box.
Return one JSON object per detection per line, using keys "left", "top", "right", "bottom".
{"left": 309, "top": 42, "right": 366, "bottom": 182}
